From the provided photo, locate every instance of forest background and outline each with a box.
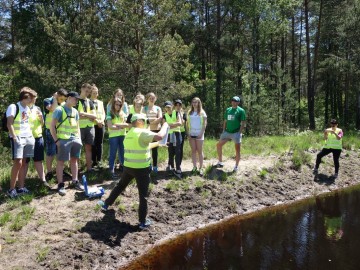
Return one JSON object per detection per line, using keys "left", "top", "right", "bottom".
{"left": 1, "top": 0, "right": 360, "bottom": 141}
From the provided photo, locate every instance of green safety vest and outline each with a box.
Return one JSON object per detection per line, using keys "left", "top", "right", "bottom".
{"left": 324, "top": 128, "right": 342, "bottom": 150}
{"left": 57, "top": 107, "right": 79, "bottom": 139}
{"left": 123, "top": 127, "right": 151, "bottom": 168}
{"left": 11, "top": 104, "right": 22, "bottom": 136}
{"left": 29, "top": 106, "right": 43, "bottom": 138}
{"left": 187, "top": 111, "right": 204, "bottom": 135}
{"left": 78, "top": 99, "right": 95, "bottom": 128}
{"left": 108, "top": 114, "right": 126, "bottom": 137}
{"left": 164, "top": 111, "right": 180, "bottom": 134}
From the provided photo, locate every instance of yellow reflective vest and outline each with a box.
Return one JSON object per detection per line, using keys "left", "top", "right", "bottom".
{"left": 324, "top": 128, "right": 342, "bottom": 150}
{"left": 164, "top": 111, "right": 180, "bottom": 134}
{"left": 123, "top": 127, "right": 151, "bottom": 168}
{"left": 108, "top": 114, "right": 126, "bottom": 137}
{"left": 78, "top": 99, "right": 95, "bottom": 128}
{"left": 29, "top": 106, "right": 43, "bottom": 138}
{"left": 57, "top": 106, "right": 79, "bottom": 139}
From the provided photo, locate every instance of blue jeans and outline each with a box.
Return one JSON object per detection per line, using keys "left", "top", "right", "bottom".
{"left": 108, "top": 135, "right": 125, "bottom": 172}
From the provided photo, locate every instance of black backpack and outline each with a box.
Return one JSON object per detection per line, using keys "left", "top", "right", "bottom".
{"left": 2, "top": 104, "right": 19, "bottom": 132}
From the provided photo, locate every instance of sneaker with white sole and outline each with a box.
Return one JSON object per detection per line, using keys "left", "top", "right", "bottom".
{"left": 16, "top": 187, "right": 30, "bottom": 195}
{"left": 72, "top": 180, "right": 84, "bottom": 191}
{"left": 199, "top": 168, "right": 204, "bottom": 176}
{"left": 97, "top": 200, "right": 108, "bottom": 212}
{"left": 216, "top": 162, "right": 224, "bottom": 168}
{"left": 139, "top": 219, "right": 152, "bottom": 230}
{"left": 58, "top": 183, "right": 66, "bottom": 196}
{"left": 7, "top": 189, "right": 18, "bottom": 199}
{"left": 173, "top": 170, "right": 182, "bottom": 179}
{"left": 233, "top": 166, "right": 238, "bottom": 172}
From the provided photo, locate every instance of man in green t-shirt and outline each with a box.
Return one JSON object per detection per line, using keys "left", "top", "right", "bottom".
{"left": 216, "top": 96, "right": 246, "bottom": 172}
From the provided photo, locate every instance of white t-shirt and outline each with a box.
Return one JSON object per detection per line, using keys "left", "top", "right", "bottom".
{"left": 188, "top": 111, "right": 207, "bottom": 139}
{"left": 6, "top": 102, "right": 32, "bottom": 137}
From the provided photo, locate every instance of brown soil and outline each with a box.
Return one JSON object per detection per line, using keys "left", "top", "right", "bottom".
{"left": 1, "top": 150, "right": 360, "bottom": 269}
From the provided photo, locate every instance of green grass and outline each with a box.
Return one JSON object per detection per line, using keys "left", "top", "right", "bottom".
{"left": 9, "top": 206, "right": 35, "bottom": 231}
{"left": 0, "top": 212, "right": 11, "bottom": 226}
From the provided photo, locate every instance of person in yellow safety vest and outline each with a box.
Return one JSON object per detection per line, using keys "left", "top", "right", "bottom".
{"left": 313, "top": 119, "right": 343, "bottom": 179}
{"left": 174, "top": 99, "right": 187, "bottom": 170}
{"left": 6, "top": 87, "right": 37, "bottom": 198}
{"left": 107, "top": 98, "right": 129, "bottom": 178}
{"left": 43, "top": 88, "right": 68, "bottom": 181}
{"left": 24, "top": 95, "right": 51, "bottom": 188}
{"left": 163, "top": 100, "right": 183, "bottom": 179}
{"left": 97, "top": 114, "right": 169, "bottom": 230}
{"left": 75, "top": 83, "right": 97, "bottom": 172}
{"left": 50, "top": 91, "right": 84, "bottom": 196}
{"left": 90, "top": 84, "right": 106, "bottom": 168}
{"left": 186, "top": 97, "right": 207, "bottom": 176}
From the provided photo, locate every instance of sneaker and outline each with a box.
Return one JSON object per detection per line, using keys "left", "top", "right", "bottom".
{"left": 97, "top": 200, "right": 108, "bottom": 212}
{"left": 173, "top": 170, "right": 182, "bottom": 179}
{"left": 333, "top": 173, "right": 338, "bottom": 179}
{"left": 233, "top": 166, "right": 238, "bottom": 172}
{"left": 42, "top": 180, "right": 51, "bottom": 188}
{"left": 153, "top": 166, "right": 158, "bottom": 174}
{"left": 191, "top": 167, "right": 197, "bottom": 175}
{"left": 45, "top": 172, "right": 53, "bottom": 181}
{"left": 16, "top": 187, "right": 30, "bottom": 195}
{"left": 72, "top": 180, "right": 84, "bottom": 191}
{"left": 199, "top": 168, "right": 204, "bottom": 176}
{"left": 139, "top": 219, "right": 152, "bottom": 230}
{"left": 166, "top": 165, "right": 173, "bottom": 172}
{"left": 313, "top": 168, "right": 318, "bottom": 175}
{"left": 58, "top": 183, "right": 66, "bottom": 196}
{"left": 216, "top": 162, "right": 224, "bottom": 168}
{"left": 7, "top": 189, "right": 18, "bottom": 199}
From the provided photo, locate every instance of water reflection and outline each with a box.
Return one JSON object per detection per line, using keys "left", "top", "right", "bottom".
{"left": 122, "top": 185, "right": 360, "bottom": 270}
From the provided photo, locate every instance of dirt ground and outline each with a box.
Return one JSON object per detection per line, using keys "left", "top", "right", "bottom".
{"left": 1, "top": 149, "right": 360, "bottom": 270}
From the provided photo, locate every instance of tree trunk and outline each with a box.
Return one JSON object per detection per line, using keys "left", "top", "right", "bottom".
{"left": 215, "top": 0, "right": 222, "bottom": 121}
{"left": 305, "top": 0, "right": 315, "bottom": 129}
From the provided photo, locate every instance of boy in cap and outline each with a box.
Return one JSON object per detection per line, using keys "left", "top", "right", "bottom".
{"left": 216, "top": 96, "right": 246, "bottom": 172}
{"left": 98, "top": 114, "right": 169, "bottom": 230}
{"left": 313, "top": 119, "right": 343, "bottom": 179}
{"left": 50, "top": 91, "right": 84, "bottom": 195}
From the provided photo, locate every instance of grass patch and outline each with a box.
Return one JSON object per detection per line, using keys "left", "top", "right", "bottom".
{"left": 291, "top": 149, "right": 311, "bottom": 171}
{"left": 0, "top": 212, "right": 11, "bottom": 226}
{"left": 36, "top": 246, "right": 50, "bottom": 262}
{"left": 9, "top": 206, "right": 35, "bottom": 231}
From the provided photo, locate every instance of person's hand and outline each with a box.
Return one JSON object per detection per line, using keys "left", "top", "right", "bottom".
{"left": 97, "top": 122, "right": 103, "bottom": 128}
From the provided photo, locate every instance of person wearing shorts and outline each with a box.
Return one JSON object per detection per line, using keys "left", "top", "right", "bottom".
{"left": 75, "top": 83, "right": 97, "bottom": 172}
{"left": 43, "top": 88, "right": 68, "bottom": 181}
{"left": 50, "top": 91, "right": 84, "bottom": 196}
{"left": 216, "top": 96, "right": 246, "bottom": 172}
{"left": 6, "top": 87, "right": 37, "bottom": 198}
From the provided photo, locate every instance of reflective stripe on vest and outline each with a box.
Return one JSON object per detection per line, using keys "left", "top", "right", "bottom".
{"left": 324, "top": 128, "right": 342, "bottom": 150}
{"left": 108, "top": 114, "right": 126, "bottom": 137}
{"left": 123, "top": 127, "right": 151, "bottom": 168}
{"left": 164, "top": 111, "right": 180, "bottom": 133}
{"left": 78, "top": 99, "right": 94, "bottom": 128}
{"left": 57, "top": 107, "right": 78, "bottom": 139}
{"left": 29, "top": 107, "right": 43, "bottom": 138}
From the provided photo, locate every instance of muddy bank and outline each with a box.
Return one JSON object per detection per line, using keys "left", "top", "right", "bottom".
{"left": 0, "top": 150, "right": 359, "bottom": 269}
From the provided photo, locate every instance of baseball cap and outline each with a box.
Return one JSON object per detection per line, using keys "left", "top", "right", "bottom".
{"left": 231, "top": 96, "right": 241, "bottom": 102}
{"left": 67, "top": 91, "right": 82, "bottom": 99}
{"left": 174, "top": 99, "right": 182, "bottom": 105}
{"left": 131, "top": 114, "right": 146, "bottom": 122}
{"left": 164, "top": 101, "right": 173, "bottom": 107}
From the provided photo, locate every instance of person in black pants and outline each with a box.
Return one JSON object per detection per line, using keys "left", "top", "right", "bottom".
{"left": 174, "top": 99, "right": 187, "bottom": 167}
{"left": 313, "top": 119, "right": 343, "bottom": 179}
{"left": 90, "top": 85, "right": 106, "bottom": 168}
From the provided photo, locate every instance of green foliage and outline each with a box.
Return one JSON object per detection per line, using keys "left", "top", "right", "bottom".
{"left": 9, "top": 206, "right": 35, "bottom": 231}
{"left": 36, "top": 246, "right": 51, "bottom": 263}
{"left": 0, "top": 212, "right": 12, "bottom": 226}
{"left": 291, "top": 150, "right": 311, "bottom": 171}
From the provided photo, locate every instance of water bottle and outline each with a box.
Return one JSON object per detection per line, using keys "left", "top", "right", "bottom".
{"left": 82, "top": 175, "right": 88, "bottom": 195}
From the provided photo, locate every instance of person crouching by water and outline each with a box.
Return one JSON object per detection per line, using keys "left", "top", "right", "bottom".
{"left": 98, "top": 114, "right": 169, "bottom": 230}
{"left": 313, "top": 119, "right": 343, "bottom": 179}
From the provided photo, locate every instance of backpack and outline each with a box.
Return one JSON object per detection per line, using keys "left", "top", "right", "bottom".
{"left": 2, "top": 104, "right": 19, "bottom": 132}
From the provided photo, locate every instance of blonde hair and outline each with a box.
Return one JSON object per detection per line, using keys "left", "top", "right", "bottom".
{"left": 188, "top": 97, "right": 204, "bottom": 115}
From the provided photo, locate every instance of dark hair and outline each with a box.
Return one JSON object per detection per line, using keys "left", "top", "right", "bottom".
{"left": 57, "top": 88, "right": 68, "bottom": 97}
{"left": 330, "top": 119, "right": 338, "bottom": 125}
{"left": 19, "top": 87, "right": 37, "bottom": 101}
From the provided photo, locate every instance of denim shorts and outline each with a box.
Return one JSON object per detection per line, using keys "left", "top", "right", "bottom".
{"left": 219, "top": 131, "right": 242, "bottom": 144}
{"left": 45, "top": 129, "right": 57, "bottom": 156}
{"left": 80, "top": 127, "right": 95, "bottom": 145}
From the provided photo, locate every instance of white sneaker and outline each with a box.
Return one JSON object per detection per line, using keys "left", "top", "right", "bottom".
{"left": 199, "top": 168, "right": 204, "bottom": 176}
{"left": 216, "top": 162, "right": 224, "bottom": 168}
{"left": 233, "top": 166, "right": 238, "bottom": 172}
